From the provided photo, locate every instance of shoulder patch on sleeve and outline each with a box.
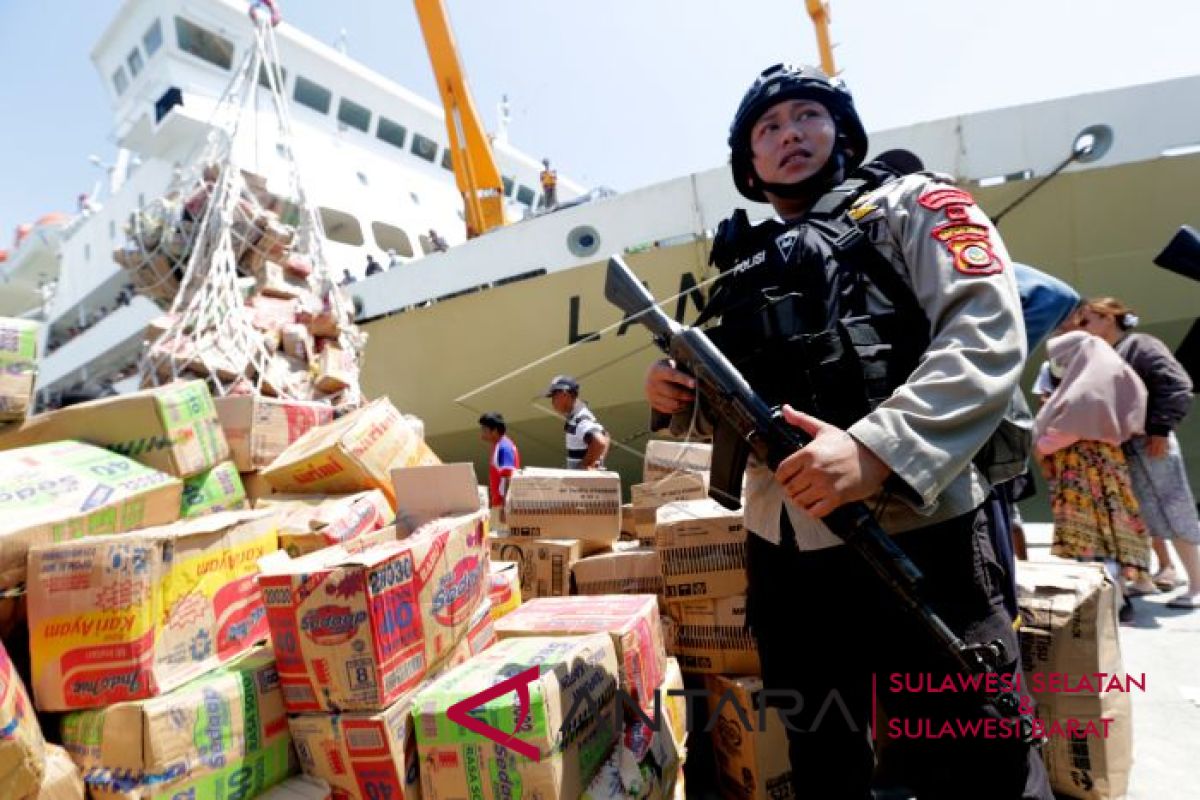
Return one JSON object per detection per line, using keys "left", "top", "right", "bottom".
{"left": 919, "top": 186, "right": 1003, "bottom": 275}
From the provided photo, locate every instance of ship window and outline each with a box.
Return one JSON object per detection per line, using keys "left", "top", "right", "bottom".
{"left": 502, "top": 176, "right": 514, "bottom": 197}
{"left": 516, "top": 185, "right": 536, "bottom": 207}
{"left": 319, "top": 207, "right": 364, "bottom": 246}
{"left": 409, "top": 192, "right": 420, "bottom": 205}
{"left": 356, "top": 171, "right": 369, "bottom": 186}
{"left": 377, "top": 117, "right": 407, "bottom": 149}
{"left": 441, "top": 149, "right": 453, "bottom": 171}
{"left": 175, "top": 17, "right": 234, "bottom": 71}
{"left": 258, "top": 63, "right": 286, "bottom": 90}
{"left": 337, "top": 98, "right": 371, "bottom": 132}
{"left": 293, "top": 76, "right": 332, "bottom": 115}
{"left": 372, "top": 222, "right": 414, "bottom": 258}
{"left": 143, "top": 20, "right": 163, "bottom": 56}
{"left": 112, "top": 66, "right": 129, "bottom": 95}
{"left": 84, "top": 244, "right": 91, "bottom": 262}
{"left": 411, "top": 133, "right": 438, "bottom": 162}
{"left": 127, "top": 48, "right": 144, "bottom": 78}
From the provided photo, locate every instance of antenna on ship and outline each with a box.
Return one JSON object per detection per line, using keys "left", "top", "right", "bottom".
{"left": 336, "top": 28, "right": 349, "bottom": 55}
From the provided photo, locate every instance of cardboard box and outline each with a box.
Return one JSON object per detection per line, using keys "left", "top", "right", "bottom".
{"left": 315, "top": 345, "right": 357, "bottom": 394}
{"left": 59, "top": 645, "right": 295, "bottom": 800}
{"left": 643, "top": 440, "right": 711, "bottom": 483}
{"left": 180, "top": 460, "right": 247, "bottom": 518}
{"left": 655, "top": 499, "right": 746, "bottom": 602}
{"left": 281, "top": 323, "right": 316, "bottom": 362}
{"left": 242, "top": 470, "right": 278, "bottom": 506}
{"left": 1017, "top": 561, "right": 1130, "bottom": 800}
{"left": 268, "top": 490, "right": 394, "bottom": 557}
{"left": 572, "top": 542, "right": 664, "bottom": 597}
{"left": 504, "top": 467, "right": 621, "bottom": 551}
{"left": 0, "top": 635, "right": 45, "bottom": 800}
{"left": 620, "top": 503, "right": 638, "bottom": 540}
{"left": 412, "top": 635, "right": 619, "bottom": 800}
{"left": 0, "top": 381, "right": 229, "bottom": 478}
{"left": 257, "top": 776, "right": 334, "bottom": 800}
{"left": 660, "top": 657, "right": 687, "bottom": 753}
{"left": 262, "top": 398, "right": 437, "bottom": 509}
{"left": 37, "top": 745, "right": 84, "bottom": 800}
{"left": 258, "top": 509, "right": 489, "bottom": 712}
{"left": 0, "top": 317, "right": 38, "bottom": 422}
{"left": 488, "top": 560, "right": 523, "bottom": 620}
{"left": 489, "top": 535, "right": 581, "bottom": 599}
{"left": 289, "top": 695, "right": 420, "bottom": 800}
{"left": 582, "top": 719, "right": 681, "bottom": 800}
{"left": 667, "top": 596, "right": 760, "bottom": 676}
{"left": 453, "top": 594, "right": 498, "bottom": 666}
{"left": 29, "top": 509, "right": 278, "bottom": 710}
{"left": 0, "top": 441, "right": 182, "bottom": 599}
{"left": 391, "top": 462, "right": 481, "bottom": 535}
{"left": 495, "top": 595, "right": 667, "bottom": 711}
{"left": 630, "top": 473, "right": 708, "bottom": 547}
{"left": 705, "top": 674, "right": 795, "bottom": 800}
{"left": 215, "top": 395, "right": 334, "bottom": 472}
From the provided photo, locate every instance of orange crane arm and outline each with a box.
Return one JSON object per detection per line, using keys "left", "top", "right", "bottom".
{"left": 412, "top": 0, "right": 506, "bottom": 237}
{"left": 805, "top": 0, "right": 837, "bottom": 75}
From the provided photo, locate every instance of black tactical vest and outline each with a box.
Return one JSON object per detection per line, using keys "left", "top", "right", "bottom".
{"left": 701, "top": 161, "right": 931, "bottom": 432}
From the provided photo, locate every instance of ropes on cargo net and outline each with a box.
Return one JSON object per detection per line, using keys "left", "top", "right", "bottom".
{"left": 127, "top": 9, "right": 364, "bottom": 406}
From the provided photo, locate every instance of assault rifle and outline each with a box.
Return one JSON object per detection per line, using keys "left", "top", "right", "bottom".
{"left": 605, "top": 254, "right": 1039, "bottom": 743}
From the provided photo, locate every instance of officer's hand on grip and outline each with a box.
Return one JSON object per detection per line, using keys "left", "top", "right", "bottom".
{"left": 775, "top": 404, "right": 892, "bottom": 518}
{"left": 645, "top": 359, "right": 696, "bottom": 414}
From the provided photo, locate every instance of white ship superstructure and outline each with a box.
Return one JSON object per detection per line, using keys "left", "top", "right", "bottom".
{"left": 1, "top": 0, "right": 580, "bottom": 400}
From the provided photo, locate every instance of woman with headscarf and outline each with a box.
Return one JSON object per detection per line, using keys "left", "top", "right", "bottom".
{"left": 1078, "top": 297, "right": 1200, "bottom": 609}
{"left": 1035, "top": 330, "right": 1150, "bottom": 621}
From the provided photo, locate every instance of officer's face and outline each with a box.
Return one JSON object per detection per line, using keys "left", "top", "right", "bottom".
{"left": 749, "top": 99, "right": 836, "bottom": 187}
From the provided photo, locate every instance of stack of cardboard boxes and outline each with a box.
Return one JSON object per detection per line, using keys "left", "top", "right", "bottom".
{"left": 257, "top": 462, "right": 495, "bottom": 800}
{"left": 117, "top": 165, "right": 365, "bottom": 410}
{"left": 0, "top": 370, "right": 1136, "bottom": 800}
{"left": 0, "top": 382, "right": 493, "bottom": 799}
{"left": 638, "top": 440, "right": 796, "bottom": 800}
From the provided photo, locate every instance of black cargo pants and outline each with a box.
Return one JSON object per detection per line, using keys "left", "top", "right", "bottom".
{"left": 745, "top": 505, "right": 1054, "bottom": 800}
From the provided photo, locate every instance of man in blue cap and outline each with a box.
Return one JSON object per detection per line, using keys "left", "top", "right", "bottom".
{"left": 544, "top": 375, "right": 609, "bottom": 469}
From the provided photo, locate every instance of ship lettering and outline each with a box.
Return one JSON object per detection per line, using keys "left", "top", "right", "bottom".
{"left": 565, "top": 272, "right": 706, "bottom": 345}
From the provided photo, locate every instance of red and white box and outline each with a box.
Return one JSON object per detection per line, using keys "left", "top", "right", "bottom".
{"left": 258, "top": 509, "right": 489, "bottom": 713}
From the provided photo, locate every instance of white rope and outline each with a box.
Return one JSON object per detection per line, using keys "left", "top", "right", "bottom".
{"left": 132, "top": 11, "right": 364, "bottom": 404}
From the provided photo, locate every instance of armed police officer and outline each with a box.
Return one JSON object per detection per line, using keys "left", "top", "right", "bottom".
{"left": 645, "top": 65, "right": 1052, "bottom": 799}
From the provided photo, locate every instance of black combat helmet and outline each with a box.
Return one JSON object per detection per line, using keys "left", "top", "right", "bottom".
{"left": 728, "top": 63, "right": 869, "bottom": 202}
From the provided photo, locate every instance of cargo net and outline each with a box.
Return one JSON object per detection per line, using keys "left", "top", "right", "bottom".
{"left": 127, "top": 7, "right": 365, "bottom": 409}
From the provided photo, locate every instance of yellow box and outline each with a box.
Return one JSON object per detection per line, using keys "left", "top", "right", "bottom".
{"left": 29, "top": 509, "right": 279, "bottom": 710}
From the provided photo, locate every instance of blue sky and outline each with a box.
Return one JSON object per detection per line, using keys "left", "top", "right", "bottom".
{"left": 2, "top": 0, "right": 1198, "bottom": 236}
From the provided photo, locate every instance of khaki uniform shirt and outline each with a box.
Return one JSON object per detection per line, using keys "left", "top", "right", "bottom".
{"left": 707, "top": 173, "right": 1027, "bottom": 549}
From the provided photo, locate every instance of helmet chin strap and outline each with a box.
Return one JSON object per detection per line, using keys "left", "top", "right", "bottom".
{"left": 751, "top": 150, "right": 847, "bottom": 201}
